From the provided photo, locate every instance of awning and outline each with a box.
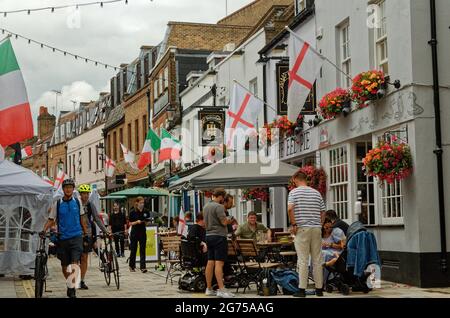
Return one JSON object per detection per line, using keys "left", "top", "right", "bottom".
{"left": 169, "top": 153, "right": 299, "bottom": 190}
{"left": 100, "top": 195, "right": 127, "bottom": 200}
{"left": 109, "top": 187, "right": 170, "bottom": 197}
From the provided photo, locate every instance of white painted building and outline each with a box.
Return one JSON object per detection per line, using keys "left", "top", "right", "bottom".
{"left": 260, "top": 0, "right": 450, "bottom": 287}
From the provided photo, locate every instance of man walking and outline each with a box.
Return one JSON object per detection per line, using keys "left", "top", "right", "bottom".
{"left": 110, "top": 201, "right": 127, "bottom": 257}
{"left": 128, "top": 197, "right": 149, "bottom": 273}
{"left": 42, "top": 179, "right": 83, "bottom": 298}
{"left": 78, "top": 184, "right": 109, "bottom": 290}
{"left": 203, "top": 189, "right": 235, "bottom": 298}
{"left": 288, "top": 171, "right": 326, "bottom": 297}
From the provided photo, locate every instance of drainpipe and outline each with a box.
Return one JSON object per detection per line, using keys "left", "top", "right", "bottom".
{"left": 429, "top": 0, "right": 447, "bottom": 273}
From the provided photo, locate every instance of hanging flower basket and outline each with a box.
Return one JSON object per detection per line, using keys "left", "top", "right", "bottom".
{"left": 319, "top": 88, "right": 352, "bottom": 119}
{"left": 288, "top": 166, "right": 327, "bottom": 197}
{"left": 362, "top": 138, "right": 413, "bottom": 184}
{"left": 351, "top": 70, "right": 387, "bottom": 108}
{"left": 203, "top": 191, "right": 213, "bottom": 198}
{"left": 242, "top": 188, "right": 269, "bottom": 202}
{"left": 153, "top": 177, "right": 166, "bottom": 188}
{"left": 260, "top": 115, "right": 296, "bottom": 145}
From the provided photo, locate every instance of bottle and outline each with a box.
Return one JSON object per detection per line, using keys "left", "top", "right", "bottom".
{"left": 262, "top": 278, "right": 270, "bottom": 296}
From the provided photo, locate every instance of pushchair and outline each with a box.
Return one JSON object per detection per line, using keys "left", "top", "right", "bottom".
{"left": 324, "top": 221, "right": 380, "bottom": 295}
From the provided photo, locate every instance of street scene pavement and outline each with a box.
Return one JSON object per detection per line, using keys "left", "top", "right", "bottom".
{"left": 2, "top": 253, "right": 450, "bottom": 299}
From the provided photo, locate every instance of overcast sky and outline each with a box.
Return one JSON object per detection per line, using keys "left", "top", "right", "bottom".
{"left": 0, "top": 0, "right": 254, "bottom": 128}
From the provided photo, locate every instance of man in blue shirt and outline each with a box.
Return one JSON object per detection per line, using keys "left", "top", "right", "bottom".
{"left": 42, "top": 178, "right": 84, "bottom": 298}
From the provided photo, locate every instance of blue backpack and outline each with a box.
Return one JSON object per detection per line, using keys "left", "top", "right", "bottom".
{"left": 270, "top": 269, "right": 300, "bottom": 295}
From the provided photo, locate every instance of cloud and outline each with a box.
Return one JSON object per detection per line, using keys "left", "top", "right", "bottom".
{"left": 1, "top": 0, "right": 254, "bottom": 131}
{"left": 32, "top": 81, "right": 101, "bottom": 131}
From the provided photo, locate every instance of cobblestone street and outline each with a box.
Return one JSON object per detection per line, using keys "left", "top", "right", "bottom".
{"left": 2, "top": 252, "right": 450, "bottom": 298}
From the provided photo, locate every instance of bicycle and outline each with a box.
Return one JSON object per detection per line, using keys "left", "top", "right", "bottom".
{"left": 98, "top": 231, "right": 121, "bottom": 289}
{"left": 24, "top": 229, "right": 56, "bottom": 298}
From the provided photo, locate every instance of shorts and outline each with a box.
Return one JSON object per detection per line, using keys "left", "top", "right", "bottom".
{"left": 56, "top": 236, "right": 83, "bottom": 267}
{"left": 206, "top": 235, "right": 227, "bottom": 262}
{"left": 82, "top": 235, "right": 94, "bottom": 254}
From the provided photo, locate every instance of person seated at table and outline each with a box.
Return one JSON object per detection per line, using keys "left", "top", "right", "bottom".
{"left": 235, "top": 211, "right": 271, "bottom": 242}
{"left": 322, "top": 217, "right": 346, "bottom": 264}
{"left": 187, "top": 212, "right": 207, "bottom": 255}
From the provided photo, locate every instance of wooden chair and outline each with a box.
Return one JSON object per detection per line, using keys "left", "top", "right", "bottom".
{"left": 235, "top": 239, "right": 281, "bottom": 293}
{"left": 160, "top": 235, "right": 182, "bottom": 284}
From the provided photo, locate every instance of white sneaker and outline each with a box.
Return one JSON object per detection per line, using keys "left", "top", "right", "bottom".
{"left": 216, "top": 289, "right": 235, "bottom": 298}
{"left": 205, "top": 288, "right": 216, "bottom": 296}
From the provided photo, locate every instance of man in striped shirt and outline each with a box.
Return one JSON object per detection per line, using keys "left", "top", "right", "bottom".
{"left": 288, "top": 171, "right": 326, "bottom": 297}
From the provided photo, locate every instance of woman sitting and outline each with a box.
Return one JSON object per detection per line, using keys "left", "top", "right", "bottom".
{"left": 322, "top": 217, "right": 346, "bottom": 264}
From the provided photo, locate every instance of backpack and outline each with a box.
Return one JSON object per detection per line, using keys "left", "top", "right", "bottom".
{"left": 270, "top": 269, "right": 300, "bottom": 295}
{"left": 257, "top": 269, "right": 278, "bottom": 296}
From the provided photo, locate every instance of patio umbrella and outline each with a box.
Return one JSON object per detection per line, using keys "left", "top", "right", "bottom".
{"left": 109, "top": 187, "right": 169, "bottom": 197}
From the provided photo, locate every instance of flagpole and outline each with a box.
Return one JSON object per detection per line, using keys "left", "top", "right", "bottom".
{"left": 285, "top": 26, "right": 353, "bottom": 82}
{"left": 232, "top": 79, "right": 278, "bottom": 114}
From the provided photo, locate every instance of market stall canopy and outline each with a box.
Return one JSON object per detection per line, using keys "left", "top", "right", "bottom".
{"left": 109, "top": 187, "right": 170, "bottom": 197}
{"left": 0, "top": 159, "right": 54, "bottom": 196}
{"left": 169, "top": 153, "right": 299, "bottom": 190}
{"left": 0, "top": 159, "right": 53, "bottom": 275}
{"left": 100, "top": 195, "right": 127, "bottom": 200}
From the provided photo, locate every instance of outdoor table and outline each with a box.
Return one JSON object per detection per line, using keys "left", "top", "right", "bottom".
{"left": 256, "top": 241, "right": 295, "bottom": 263}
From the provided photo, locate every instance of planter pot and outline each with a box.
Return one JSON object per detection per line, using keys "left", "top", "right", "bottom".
{"left": 342, "top": 100, "right": 352, "bottom": 117}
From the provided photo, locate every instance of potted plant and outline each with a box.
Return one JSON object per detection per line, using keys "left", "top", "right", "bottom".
{"left": 260, "top": 115, "right": 295, "bottom": 146}
{"left": 318, "top": 88, "right": 352, "bottom": 119}
{"left": 362, "top": 137, "right": 413, "bottom": 184}
{"left": 288, "top": 166, "right": 327, "bottom": 197}
{"left": 351, "top": 70, "right": 387, "bottom": 108}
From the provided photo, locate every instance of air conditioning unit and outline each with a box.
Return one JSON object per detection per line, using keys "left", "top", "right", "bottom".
{"left": 223, "top": 43, "right": 236, "bottom": 52}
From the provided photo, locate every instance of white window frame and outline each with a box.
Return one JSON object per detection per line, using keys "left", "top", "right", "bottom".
{"left": 340, "top": 22, "right": 351, "bottom": 88}
{"left": 355, "top": 141, "right": 376, "bottom": 225}
{"left": 249, "top": 78, "right": 258, "bottom": 98}
{"left": 328, "top": 144, "right": 351, "bottom": 223}
{"left": 295, "top": 0, "right": 305, "bottom": 15}
{"left": 374, "top": 0, "right": 388, "bottom": 75}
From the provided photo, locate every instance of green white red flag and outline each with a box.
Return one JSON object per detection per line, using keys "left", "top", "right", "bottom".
{"left": 137, "top": 128, "right": 161, "bottom": 170}
{"left": 159, "top": 128, "right": 181, "bottom": 162}
{"left": 0, "top": 39, "right": 34, "bottom": 146}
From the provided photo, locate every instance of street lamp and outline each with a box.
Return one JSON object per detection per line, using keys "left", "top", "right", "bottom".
{"left": 57, "top": 158, "right": 64, "bottom": 172}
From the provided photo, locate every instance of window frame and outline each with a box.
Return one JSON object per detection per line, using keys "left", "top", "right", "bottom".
{"left": 374, "top": 0, "right": 389, "bottom": 75}
{"left": 328, "top": 144, "right": 351, "bottom": 223}
{"left": 340, "top": 21, "right": 352, "bottom": 88}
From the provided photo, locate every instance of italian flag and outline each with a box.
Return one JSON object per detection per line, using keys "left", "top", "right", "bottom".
{"left": 0, "top": 39, "right": 33, "bottom": 147}
{"left": 159, "top": 128, "right": 181, "bottom": 162}
{"left": 21, "top": 145, "right": 32, "bottom": 159}
{"left": 137, "top": 128, "right": 161, "bottom": 170}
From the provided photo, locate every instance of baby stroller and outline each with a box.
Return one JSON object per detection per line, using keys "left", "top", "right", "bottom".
{"left": 324, "top": 221, "right": 381, "bottom": 295}
{"left": 178, "top": 239, "right": 208, "bottom": 292}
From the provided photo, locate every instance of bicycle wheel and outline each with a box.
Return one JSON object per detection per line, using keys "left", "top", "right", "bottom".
{"left": 34, "top": 255, "right": 45, "bottom": 298}
{"left": 111, "top": 251, "right": 120, "bottom": 289}
{"left": 102, "top": 251, "right": 111, "bottom": 286}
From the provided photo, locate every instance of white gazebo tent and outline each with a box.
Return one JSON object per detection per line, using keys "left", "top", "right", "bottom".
{"left": 0, "top": 159, "right": 53, "bottom": 275}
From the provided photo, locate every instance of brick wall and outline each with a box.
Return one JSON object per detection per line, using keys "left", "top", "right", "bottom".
{"left": 167, "top": 22, "right": 252, "bottom": 51}
{"left": 123, "top": 83, "right": 152, "bottom": 184}
{"left": 217, "top": 0, "right": 293, "bottom": 26}
{"left": 37, "top": 106, "right": 56, "bottom": 140}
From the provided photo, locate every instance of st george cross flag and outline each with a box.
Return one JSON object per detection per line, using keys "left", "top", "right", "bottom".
{"left": 0, "top": 39, "right": 34, "bottom": 146}
{"left": 287, "top": 34, "right": 325, "bottom": 122}
{"left": 121, "top": 143, "right": 138, "bottom": 169}
{"left": 159, "top": 128, "right": 181, "bottom": 162}
{"left": 42, "top": 176, "right": 54, "bottom": 186}
{"left": 21, "top": 145, "right": 32, "bottom": 159}
{"left": 137, "top": 128, "right": 161, "bottom": 170}
{"left": 53, "top": 169, "right": 66, "bottom": 190}
{"left": 105, "top": 155, "right": 116, "bottom": 177}
{"left": 177, "top": 207, "right": 188, "bottom": 237}
{"left": 226, "top": 83, "right": 263, "bottom": 150}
